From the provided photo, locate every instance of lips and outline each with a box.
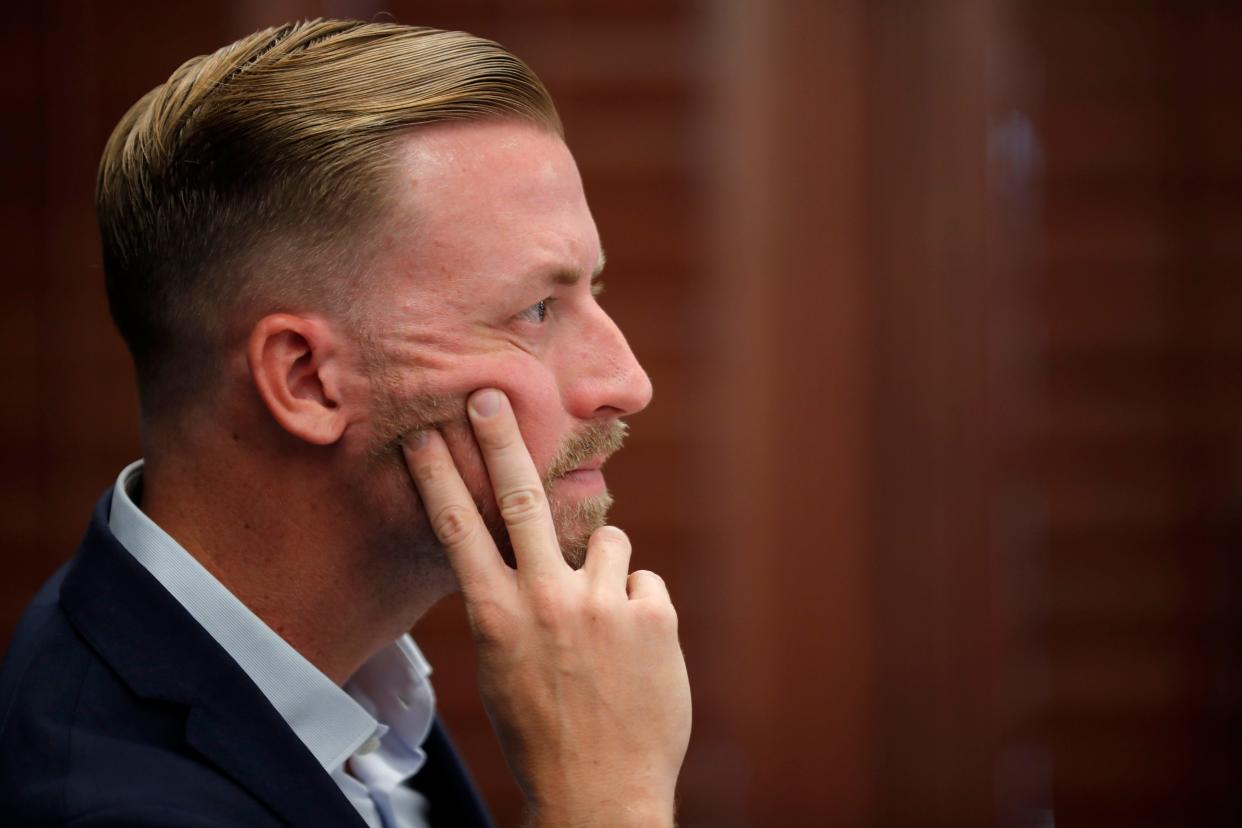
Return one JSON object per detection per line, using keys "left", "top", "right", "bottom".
{"left": 552, "top": 457, "right": 608, "bottom": 492}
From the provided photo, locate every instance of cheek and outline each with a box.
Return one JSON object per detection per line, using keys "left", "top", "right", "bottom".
{"left": 504, "top": 378, "right": 567, "bottom": 472}
{"left": 437, "top": 420, "right": 494, "bottom": 509}
{"left": 433, "top": 361, "right": 567, "bottom": 489}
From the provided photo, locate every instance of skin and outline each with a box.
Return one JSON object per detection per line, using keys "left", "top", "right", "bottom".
{"left": 141, "top": 120, "right": 689, "bottom": 823}
{"left": 406, "top": 390, "right": 691, "bottom": 826}
{"left": 342, "top": 119, "right": 653, "bottom": 567}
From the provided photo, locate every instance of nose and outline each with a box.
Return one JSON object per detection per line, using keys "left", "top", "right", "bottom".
{"left": 561, "top": 305, "right": 653, "bottom": 420}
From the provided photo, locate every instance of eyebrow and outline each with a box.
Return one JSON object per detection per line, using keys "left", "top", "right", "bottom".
{"left": 548, "top": 249, "right": 607, "bottom": 287}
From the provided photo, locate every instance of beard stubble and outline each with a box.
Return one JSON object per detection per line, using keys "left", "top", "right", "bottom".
{"left": 363, "top": 356, "right": 628, "bottom": 570}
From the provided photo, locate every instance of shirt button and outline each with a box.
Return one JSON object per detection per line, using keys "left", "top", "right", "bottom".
{"left": 357, "top": 734, "right": 382, "bottom": 755}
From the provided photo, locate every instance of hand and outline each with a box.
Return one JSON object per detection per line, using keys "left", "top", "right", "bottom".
{"left": 402, "top": 388, "right": 691, "bottom": 827}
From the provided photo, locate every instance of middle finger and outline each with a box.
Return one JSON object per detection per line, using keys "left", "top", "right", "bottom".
{"left": 467, "top": 388, "right": 565, "bottom": 582}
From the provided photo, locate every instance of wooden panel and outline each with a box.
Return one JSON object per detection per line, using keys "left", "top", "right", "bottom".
{"left": 0, "top": 0, "right": 235, "bottom": 641}
{"left": 1028, "top": 1, "right": 1242, "bottom": 824}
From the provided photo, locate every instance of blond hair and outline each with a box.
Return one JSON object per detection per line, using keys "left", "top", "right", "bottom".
{"left": 97, "top": 19, "right": 561, "bottom": 414}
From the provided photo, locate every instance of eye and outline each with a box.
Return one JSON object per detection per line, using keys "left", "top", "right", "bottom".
{"left": 516, "top": 298, "right": 550, "bottom": 324}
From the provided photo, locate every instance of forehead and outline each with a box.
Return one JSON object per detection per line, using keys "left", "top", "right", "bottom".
{"left": 379, "top": 120, "right": 601, "bottom": 294}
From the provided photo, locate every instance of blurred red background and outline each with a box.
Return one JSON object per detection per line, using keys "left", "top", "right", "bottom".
{"left": 3, "top": 1, "right": 1240, "bottom": 826}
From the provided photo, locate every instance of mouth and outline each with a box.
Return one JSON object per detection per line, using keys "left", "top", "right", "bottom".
{"left": 552, "top": 456, "right": 609, "bottom": 494}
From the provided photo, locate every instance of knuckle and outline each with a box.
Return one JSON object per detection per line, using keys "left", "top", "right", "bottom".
{"left": 498, "top": 485, "right": 547, "bottom": 524}
{"left": 637, "top": 599, "right": 678, "bottom": 631}
{"left": 413, "top": 458, "right": 452, "bottom": 481}
{"left": 632, "top": 568, "right": 664, "bottom": 587}
{"left": 529, "top": 588, "right": 566, "bottom": 627}
{"left": 591, "top": 525, "right": 631, "bottom": 551}
{"left": 431, "top": 504, "right": 478, "bottom": 547}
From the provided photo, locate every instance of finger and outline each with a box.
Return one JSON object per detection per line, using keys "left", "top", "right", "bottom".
{"left": 583, "top": 525, "right": 632, "bottom": 588}
{"left": 466, "top": 388, "right": 563, "bottom": 582}
{"left": 626, "top": 569, "right": 670, "bottom": 603}
{"left": 402, "top": 428, "right": 511, "bottom": 597}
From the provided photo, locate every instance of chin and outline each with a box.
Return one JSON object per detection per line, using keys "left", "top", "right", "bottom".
{"left": 550, "top": 490, "right": 614, "bottom": 569}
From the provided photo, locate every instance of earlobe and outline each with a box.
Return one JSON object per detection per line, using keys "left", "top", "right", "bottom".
{"left": 247, "top": 314, "right": 348, "bottom": 446}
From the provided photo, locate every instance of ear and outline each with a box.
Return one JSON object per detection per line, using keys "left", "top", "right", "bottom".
{"left": 247, "top": 313, "right": 350, "bottom": 446}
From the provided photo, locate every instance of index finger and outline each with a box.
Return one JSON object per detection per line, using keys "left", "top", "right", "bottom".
{"left": 466, "top": 388, "right": 566, "bottom": 583}
{"left": 402, "top": 428, "right": 512, "bottom": 597}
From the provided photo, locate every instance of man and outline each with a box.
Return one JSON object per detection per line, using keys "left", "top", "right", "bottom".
{"left": 0, "top": 19, "right": 691, "bottom": 828}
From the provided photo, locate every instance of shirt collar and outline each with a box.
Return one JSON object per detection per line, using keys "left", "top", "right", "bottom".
{"left": 107, "top": 459, "right": 434, "bottom": 775}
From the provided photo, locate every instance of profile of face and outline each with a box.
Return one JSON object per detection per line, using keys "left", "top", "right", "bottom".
{"left": 344, "top": 120, "right": 653, "bottom": 571}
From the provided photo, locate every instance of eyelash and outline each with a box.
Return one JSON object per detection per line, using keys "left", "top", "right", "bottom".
{"left": 515, "top": 282, "right": 605, "bottom": 326}
{"left": 517, "top": 299, "right": 550, "bottom": 324}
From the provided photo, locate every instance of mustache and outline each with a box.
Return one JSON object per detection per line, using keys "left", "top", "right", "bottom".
{"left": 543, "top": 419, "right": 629, "bottom": 484}
{"left": 380, "top": 396, "right": 630, "bottom": 484}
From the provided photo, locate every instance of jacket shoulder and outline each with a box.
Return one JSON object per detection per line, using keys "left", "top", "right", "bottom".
{"left": 0, "top": 563, "right": 281, "bottom": 826}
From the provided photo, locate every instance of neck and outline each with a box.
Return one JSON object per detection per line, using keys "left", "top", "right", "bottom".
{"left": 140, "top": 435, "right": 453, "bottom": 685}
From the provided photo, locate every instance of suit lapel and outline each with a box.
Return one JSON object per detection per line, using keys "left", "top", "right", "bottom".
{"left": 60, "top": 493, "right": 366, "bottom": 828}
{"left": 411, "top": 720, "right": 496, "bottom": 827}
{"left": 182, "top": 704, "right": 364, "bottom": 828}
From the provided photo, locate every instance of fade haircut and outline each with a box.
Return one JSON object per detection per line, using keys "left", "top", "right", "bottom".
{"left": 97, "top": 19, "right": 561, "bottom": 417}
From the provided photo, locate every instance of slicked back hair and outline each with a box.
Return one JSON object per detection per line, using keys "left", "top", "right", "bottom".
{"left": 97, "top": 19, "right": 561, "bottom": 417}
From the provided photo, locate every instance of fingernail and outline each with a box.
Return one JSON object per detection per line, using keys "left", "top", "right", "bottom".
{"left": 469, "top": 389, "right": 501, "bottom": 418}
{"left": 406, "top": 430, "right": 430, "bottom": 450}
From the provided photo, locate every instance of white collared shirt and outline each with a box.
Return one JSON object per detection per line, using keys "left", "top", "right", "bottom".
{"left": 108, "top": 460, "right": 436, "bottom": 828}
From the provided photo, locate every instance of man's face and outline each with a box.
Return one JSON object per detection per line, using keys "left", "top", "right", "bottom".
{"left": 348, "top": 120, "right": 652, "bottom": 569}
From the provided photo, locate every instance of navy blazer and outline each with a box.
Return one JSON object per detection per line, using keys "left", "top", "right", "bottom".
{"left": 0, "top": 493, "right": 494, "bottom": 827}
